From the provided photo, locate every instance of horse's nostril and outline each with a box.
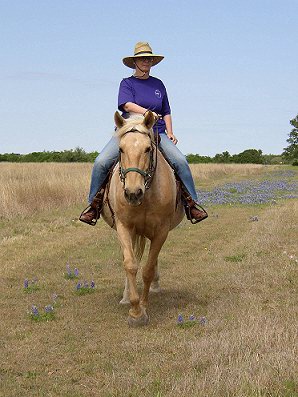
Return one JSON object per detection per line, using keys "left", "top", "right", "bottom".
{"left": 124, "top": 188, "right": 129, "bottom": 198}
{"left": 136, "top": 188, "right": 143, "bottom": 199}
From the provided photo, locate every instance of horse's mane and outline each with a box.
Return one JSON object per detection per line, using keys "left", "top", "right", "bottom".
{"left": 115, "top": 116, "right": 154, "bottom": 141}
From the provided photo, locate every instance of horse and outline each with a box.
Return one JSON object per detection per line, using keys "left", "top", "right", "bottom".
{"left": 101, "top": 111, "right": 184, "bottom": 326}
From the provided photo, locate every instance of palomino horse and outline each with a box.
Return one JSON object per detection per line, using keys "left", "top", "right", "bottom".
{"left": 101, "top": 111, "right": 184, "bottom": 326}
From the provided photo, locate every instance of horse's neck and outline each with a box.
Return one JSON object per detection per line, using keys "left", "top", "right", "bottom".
{"left": 154, "top": 149, "right": 177, "bottom": 190}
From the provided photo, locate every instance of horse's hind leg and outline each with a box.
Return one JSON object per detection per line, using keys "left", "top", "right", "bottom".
{"left": 149, "top": 266, "right": 161, "bottom": 293}
{"left": 119, "top": 277, "right": 130, "bottom": 305}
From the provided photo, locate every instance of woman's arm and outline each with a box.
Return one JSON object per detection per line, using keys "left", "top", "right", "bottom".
{"left": 123, "top": 102, "right": 147, "bottom": 115}
{"left": 164, "top": 114, "right": 178, "bottom": 145}
{"left": 123, "top": 102, "right": 161, "bottom": 120}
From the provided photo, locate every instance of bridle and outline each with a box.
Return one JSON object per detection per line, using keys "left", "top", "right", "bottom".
{"left": 118, "top": 127, "right": 158, "bottom": 190}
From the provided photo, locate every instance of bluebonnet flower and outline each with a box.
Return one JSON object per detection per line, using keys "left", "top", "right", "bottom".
{"left": 31, "top": 305, "right": 39, "bottom": 316}
{"left": 52, "top": 293, "right": 58, "bottom": 302}
{"left": 74, "top": 268, "right": 79, "bottom": 277}
{"left": 196, "top": 173, "right": 298, "bottom": 207}
{"left": 199, "top": 316, "right": 207, "bottom": 325}
{"left": 189, "top": 315, "right": 196, "bottom": 321}
{"left": 45, "top": 305, "right": 54, "bottom": 313}
{"left": 24, "top": 279, "right": 29, "bottom": 289}
{"left": 76, "top": 282, "right": 82, "bottom": 290}
{"left": 177, "top": 314, "right": 184, "bottom": 324}
{"left": 66, "top": 263, "right": 72, "bottom": 276}
{"left": 90, "top": 281, "right": 95, "bottom": 289}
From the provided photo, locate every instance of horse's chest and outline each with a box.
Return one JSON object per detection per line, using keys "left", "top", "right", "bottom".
{"left": 118, "top": 209, "right": 165, "bottom": 235}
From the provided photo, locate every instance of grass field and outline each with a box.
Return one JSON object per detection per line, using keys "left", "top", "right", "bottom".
{"left": 0, "top": 163, "right": 297, "bottom": 397}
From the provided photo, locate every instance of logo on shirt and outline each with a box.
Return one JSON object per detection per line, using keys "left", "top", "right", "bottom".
{"left": 154, "top": 89, "right": 161, "bottom": 99}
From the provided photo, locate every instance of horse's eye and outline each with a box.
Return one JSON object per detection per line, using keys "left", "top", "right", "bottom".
{"left": 119, "top": 148, "right": 124, "bottom": 153}
{"left": 145, "top": 147, "right": 151, "bottom": 153}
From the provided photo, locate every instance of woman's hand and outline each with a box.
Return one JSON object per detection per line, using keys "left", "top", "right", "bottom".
{"left": 151, "top": 111, "right": 162, "bottom": 121}
{"left": 167, "top": 132, "right": 178, "bottom": 145}
{"left": 163, "top": 114, "right": 177, "bottom": 144}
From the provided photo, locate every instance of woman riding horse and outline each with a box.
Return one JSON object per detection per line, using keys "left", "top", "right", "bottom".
{"left": 80, "top": 42, "right": 207, "bottom": 225}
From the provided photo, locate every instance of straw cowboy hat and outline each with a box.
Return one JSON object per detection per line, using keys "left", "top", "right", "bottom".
{"left": 122, "top": 42, "right": 164, "bottom": 69}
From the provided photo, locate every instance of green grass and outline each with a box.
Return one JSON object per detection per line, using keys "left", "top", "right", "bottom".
{"left": 224, "top": 253, "right": 247, "bottom": 262}
{"left": 29, "top": 311, "right": 56, "bottom": 322}
{"left": 23, "top": 284, "right": 40, "bottom": 294}
{"left": 75, "top": 286, "right": 96, "bottom": 296}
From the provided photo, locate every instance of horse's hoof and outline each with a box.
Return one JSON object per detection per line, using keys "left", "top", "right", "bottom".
{"left": 127, "top": 311, "right": 149, "bottom": 327}
{"left": 150, "top": 283, "right": 161, "bottom": 293}
{"left": 119, "top": 297, "right": 130, "bottom": 305}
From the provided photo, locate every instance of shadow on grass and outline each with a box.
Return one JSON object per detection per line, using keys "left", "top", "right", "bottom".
{"left": 108, "top": 286, "right": 209, "bottom": 318}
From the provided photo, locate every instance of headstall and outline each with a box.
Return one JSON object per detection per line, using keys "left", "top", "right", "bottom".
{"left": 118, "top": 127, "right": 158, "bottom": 190}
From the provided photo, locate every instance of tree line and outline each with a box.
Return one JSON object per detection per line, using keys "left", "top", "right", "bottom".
{"left": 0, "top": 148, "right": 99, "bottom": 163}
{"left": 1, "top": 114, "right": 297, "bottom": 165}
{"left": 0, "top": 147, "right": 284, "bottom": 164}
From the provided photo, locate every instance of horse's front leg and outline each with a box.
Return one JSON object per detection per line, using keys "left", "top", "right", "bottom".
{"left": 141, "top": 229, "right": 168, "bottom": 308}
{"left": 116, "top": 222, "right": 148, "bottom": 326}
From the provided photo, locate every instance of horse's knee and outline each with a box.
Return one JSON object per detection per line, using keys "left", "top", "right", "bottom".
{"left": 124, "top": 260, "right": 138, "bottom": 276}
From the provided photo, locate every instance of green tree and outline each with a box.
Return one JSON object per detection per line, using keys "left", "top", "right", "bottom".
{"left": 232, "top": 149, "right": 263, "bottom": 164}
{"left": 283, "top": 115, "right": 298, "bottom": 163}
{"left": 186, "top": 154, "right": 212, "bottom": 163}
{"left": 213, "top": 151, "right": 231, "bottom": 163}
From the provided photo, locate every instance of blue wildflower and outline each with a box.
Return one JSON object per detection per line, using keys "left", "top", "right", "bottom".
{"left": 177, "top": 314, "right": 184, "bottom": 324}
{"left": 199, "top": 316, "right": 207, "bottom": 325}
{"left": 74, "top": 268, "right": 79, "bottom": 277}
{"left": 76, "top": 282, "right": 82, "bottom": 290}
{"left": 189, "top": 314, "right": 196, "bottom": 321}
{"left": 90, "top": 281, "right": 95, "bottom": 289}
{"left": 66, "top": 263, "right": 72, "bottom": 276}
{"left": 52, "top": 293, "right": 58, "bottom": 302}
{"left": 31, "top": 305, "right": 39, "bottom": 316}
{"left": 45, "top": 305, "right": 54, "bottom": 313}
{"left": 24, "top": 279, "right": 29, "bottom": 289}
{"left": 196, "top": 173, "right": 298, "bottom": 207}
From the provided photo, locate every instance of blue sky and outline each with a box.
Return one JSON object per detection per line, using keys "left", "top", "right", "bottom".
{"left": 1, "top": 0, "right": 297, "bottom": 156}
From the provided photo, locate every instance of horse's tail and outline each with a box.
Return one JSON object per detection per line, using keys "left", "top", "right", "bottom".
{"left": 134, "top": 235, "right": 146, "bottom": 262}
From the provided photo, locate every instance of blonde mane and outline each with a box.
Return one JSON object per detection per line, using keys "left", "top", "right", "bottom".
{"left": 115, "top": 116, "right": 154, "bottom": 141}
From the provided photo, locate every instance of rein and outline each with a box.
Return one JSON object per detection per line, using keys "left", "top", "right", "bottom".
{"left": 119, "top": 123, "right": 159, "bottom": 190}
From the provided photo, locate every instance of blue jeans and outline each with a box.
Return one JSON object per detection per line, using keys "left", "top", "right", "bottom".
{"left": 88, "top": 133, "right": 198, "bottom": 203}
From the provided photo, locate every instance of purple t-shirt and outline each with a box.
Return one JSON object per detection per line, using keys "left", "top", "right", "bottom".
{"left": 118, "top": 76, "right": 171, "bottom": 134}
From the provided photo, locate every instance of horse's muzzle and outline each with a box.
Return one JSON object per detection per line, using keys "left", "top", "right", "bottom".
{"left": 124, "top": 188, "right": 144, "bottom": 206}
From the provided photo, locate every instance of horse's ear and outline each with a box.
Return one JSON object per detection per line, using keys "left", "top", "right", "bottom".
{"left": 143, "top": 111, "right": 155, "bottom": 130}
{"left": 114, "top": 111, "right": 125, "bottom": 129}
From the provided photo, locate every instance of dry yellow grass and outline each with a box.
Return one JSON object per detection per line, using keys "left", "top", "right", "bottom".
{"left": 0, "top": 162, "right": 269, "bottom": 219}
{"left": 190, "top": 162, "right": 268, "bottom": 180}
{"left": 0, "top": 163, "right": 91, "bottom": 219}
{"left": 0, "top": 163, "right": 297, "bottom": 397}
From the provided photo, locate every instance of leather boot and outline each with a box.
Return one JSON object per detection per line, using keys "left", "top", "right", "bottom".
{"left": 183, "top": 194, "right": 208, "bottom": 224}
{"left": 79, "top": 188, "right": 105, "bottom": 226}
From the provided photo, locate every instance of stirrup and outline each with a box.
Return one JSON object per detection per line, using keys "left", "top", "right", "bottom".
{"left": 184, "top": 203, "right": 208, "bottom": 224}
{"left": 79, "top": 205, "right": 100, "bottom": 226}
